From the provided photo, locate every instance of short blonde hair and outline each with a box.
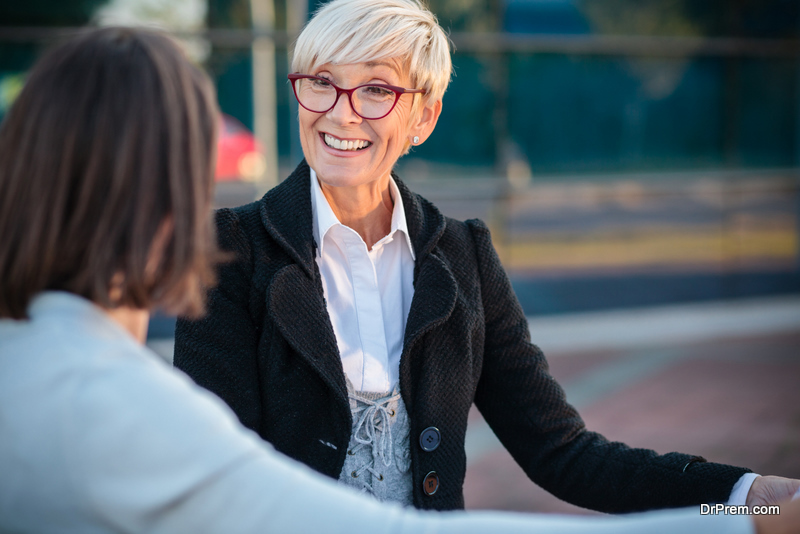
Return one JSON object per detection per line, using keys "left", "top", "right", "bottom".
{"left": 291, "top": 0, "right": 452, "bottom": 105}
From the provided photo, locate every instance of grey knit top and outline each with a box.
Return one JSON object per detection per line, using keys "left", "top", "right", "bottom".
{"left": 338, "top": 378, "right": 413, "bottom": 506}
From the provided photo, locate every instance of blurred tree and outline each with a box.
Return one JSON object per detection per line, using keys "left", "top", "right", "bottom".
{"left": 0, "top": 0, "right": 107, "bottom": 26}
{"left": 207, "top": 0, "right": 251, "bottom": 28}
{"left": 579, "top": 0, "right": 799, "bottom": 39}
{"left": 0, "top": 0, "right": 107, "bottom": 122}
{"left": 579, "top": 0, "right": 701, "bottom": 37}
{"left": 428, "top": 0, "right": 501, "bottom": 33}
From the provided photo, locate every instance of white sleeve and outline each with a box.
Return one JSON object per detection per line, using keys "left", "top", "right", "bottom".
{"left": 67, "top": 355, "right": 754, "bottom": 534}
{"left": 151, "top": 447, "right": 755, "bottom": 534}
{"left": 728, "top": 473, "right": 760, "bottom": 505}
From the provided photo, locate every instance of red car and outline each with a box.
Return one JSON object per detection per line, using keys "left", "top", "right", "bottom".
{"left": 215, "top": 114, "right": 265, "bottom": 182}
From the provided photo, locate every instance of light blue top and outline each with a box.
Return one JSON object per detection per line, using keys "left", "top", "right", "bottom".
{"left": 0, "top": 292, "right": 753, "bottom": 534}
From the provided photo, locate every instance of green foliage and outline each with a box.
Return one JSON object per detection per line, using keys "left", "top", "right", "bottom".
{"left": 579, "top": 0, "right": 800, "bottom": 38}
{"left": 579, "top": 0, "right": 702, "bottom": 37}
{"left": 206, "top": 0, "right": 251, "bottom": 28}
{"left": 0, "top": 0, "right": 108, "bottom": 26}
{"left": 427, "top": 0, "right": 500, "bottom": 33}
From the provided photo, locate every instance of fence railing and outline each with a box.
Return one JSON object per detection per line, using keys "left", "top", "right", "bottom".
{"left": 2, "top": 26, "right": 799, "bottom": 57}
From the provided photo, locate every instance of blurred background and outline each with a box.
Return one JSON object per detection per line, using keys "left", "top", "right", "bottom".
{"left": 1, "top": 0, "right": 798, "bottom": 514}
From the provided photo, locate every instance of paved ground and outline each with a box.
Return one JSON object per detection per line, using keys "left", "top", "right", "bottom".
{"left": 463, "top": 296, "right": 800, "bottom": 514}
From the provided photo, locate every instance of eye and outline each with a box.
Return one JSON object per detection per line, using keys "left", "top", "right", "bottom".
{"left": 312, "top": 77, "right": 332, "bottom": 88}
{"left": 359, "top": 85, "right": 395, "bottom": 101}
{"left": 365, "top": 85, "right": 393, "bottom": 96}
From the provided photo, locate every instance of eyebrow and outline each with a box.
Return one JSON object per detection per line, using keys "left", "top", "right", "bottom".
{"left": 365, "top": 60, "right": 399, "bottom": 72}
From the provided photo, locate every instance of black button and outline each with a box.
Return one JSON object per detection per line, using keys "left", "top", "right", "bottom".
{"left": 423, "top": 471, "right": 439, "bottom": 496}
{"left": 419, "top": 426, "right": 441, "bottom": 452}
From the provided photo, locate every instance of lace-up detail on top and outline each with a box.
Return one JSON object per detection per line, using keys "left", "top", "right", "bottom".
{"left": 338, "top": 380, "right": 412, "bottom": 505}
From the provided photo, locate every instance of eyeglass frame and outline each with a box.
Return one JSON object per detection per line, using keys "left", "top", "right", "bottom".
{"left": 287, "top": 74, "right": 426, "bottom": 120}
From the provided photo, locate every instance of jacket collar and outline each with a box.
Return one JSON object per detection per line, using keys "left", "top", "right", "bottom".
{"left": 259, "top": 159, "right": 446, "bottom": 276}
{"left": 259, "top": 160, "right": 317, "bottom": 279}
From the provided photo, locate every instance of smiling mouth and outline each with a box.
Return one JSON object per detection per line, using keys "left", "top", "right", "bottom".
{"left": 322, "top": 133, "right": 372, "bottom": 151}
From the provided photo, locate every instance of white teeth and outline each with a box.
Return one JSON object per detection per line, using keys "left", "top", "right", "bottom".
{"left": 324, "top": 133, "right": 370, "bottom": 151}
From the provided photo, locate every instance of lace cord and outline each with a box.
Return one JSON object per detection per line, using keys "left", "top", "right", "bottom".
{"left": 347, "top": 390, "right": 402, "bottom": 488}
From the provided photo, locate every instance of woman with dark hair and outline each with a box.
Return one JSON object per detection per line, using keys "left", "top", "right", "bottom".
{"left": 0, "top": 25, "right": 795, "bottom": 534}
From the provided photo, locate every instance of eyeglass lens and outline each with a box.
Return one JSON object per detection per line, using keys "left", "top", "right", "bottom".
{"left": 293, "top": 78, "right": 397, "bottom": 119}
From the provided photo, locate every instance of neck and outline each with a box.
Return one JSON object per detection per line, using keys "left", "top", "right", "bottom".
{"left": 319, "top": 176, "right": 394, "bottom": 250}
{"left": 104, "top": 306, "right": 149, "bottom": 344}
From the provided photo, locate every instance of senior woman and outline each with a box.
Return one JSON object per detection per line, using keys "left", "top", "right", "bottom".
{"left": 175, "top": 0, "right": 799, "bottom": 513}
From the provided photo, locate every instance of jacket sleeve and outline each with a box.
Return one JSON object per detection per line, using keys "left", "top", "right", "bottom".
{"left": 465, "top": 218, "right": 750, "bottom": 513}
{"left": 174, "top": 208, "right": 263, "bottom": 432}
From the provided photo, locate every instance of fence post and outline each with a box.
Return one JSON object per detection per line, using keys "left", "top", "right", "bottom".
{"left": 250, "top": 0, "right": 279, "bottom": 195}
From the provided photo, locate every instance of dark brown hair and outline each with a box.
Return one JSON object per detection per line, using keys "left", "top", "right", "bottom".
{"left": 0, "top": 27, "right": 221, "bottom": 319}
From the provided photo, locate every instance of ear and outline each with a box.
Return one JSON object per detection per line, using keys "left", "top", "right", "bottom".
{"left": 408, "top": 98, "right": 442, "bottom": 145}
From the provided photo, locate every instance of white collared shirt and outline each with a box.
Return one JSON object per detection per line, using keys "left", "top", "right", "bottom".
{"left": 310, "top": 168, "right": 415, "bottom": 392}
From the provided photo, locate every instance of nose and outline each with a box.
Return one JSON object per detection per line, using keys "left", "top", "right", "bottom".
{"left": 327, "top": 90, "right": 361, "bottom": 124}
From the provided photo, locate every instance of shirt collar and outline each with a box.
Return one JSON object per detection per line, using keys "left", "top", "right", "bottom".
{"left": 309, "top": 168, "right": 415, "bottom": 260}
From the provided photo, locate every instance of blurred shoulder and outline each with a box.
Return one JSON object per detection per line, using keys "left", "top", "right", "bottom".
{"left": 214, "top": 201, "right": 262, "bottom": 249}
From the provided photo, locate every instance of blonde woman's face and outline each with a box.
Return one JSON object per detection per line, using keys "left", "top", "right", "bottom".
{"left": 297, "top": 60, "right": 438, "bottom": 190}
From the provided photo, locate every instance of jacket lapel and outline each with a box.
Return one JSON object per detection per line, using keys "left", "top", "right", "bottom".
{"left": 260, "top": 161, "right": 348, "bottom": 401}
{"left": 403, "top": 252, "right": 458, "bottom": 353}
{"left": 259, "top": 161, "right": 317, "bottom": 280}
{"left": 267, "top": 264, "right": 347, "bottom": 394}
{"left": 395, "top": 176, "right": 458, "bottom": 373}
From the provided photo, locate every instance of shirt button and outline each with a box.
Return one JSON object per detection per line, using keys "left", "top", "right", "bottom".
{"left": 422, "top": 471, "right": 439, "bottom": 496}
{"left": 419, "top": 426, "right": 441, "bottom": 452}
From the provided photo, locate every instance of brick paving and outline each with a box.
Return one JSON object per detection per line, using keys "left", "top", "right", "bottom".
{"left": 463, "top": 329, "right": 800, "bottom": 514}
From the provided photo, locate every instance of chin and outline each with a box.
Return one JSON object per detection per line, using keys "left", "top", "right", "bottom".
{"left": 315, "top": 167, "right": 372, "bottom": 189}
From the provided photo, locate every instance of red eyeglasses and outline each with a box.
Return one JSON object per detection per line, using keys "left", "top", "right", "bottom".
{"left": 288, "top": 74, "right": 426, "bottom": 120}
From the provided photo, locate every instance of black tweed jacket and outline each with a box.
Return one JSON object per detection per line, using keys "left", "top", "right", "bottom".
{"left": 175, "top": 160, "right": 750, "bottom": 512}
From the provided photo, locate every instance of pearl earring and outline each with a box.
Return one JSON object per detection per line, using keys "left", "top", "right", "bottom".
{"left": 413, "top": 136, "right": 419, "bottom": 144}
